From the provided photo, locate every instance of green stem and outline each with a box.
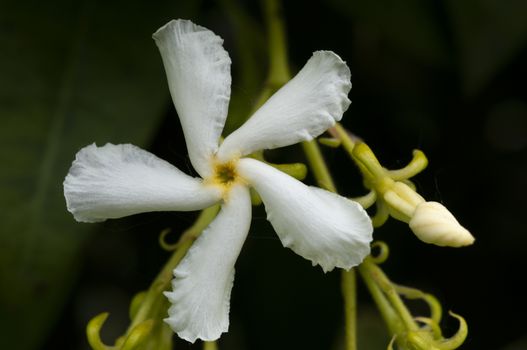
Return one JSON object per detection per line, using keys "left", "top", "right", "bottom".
{"left": 334, "top": 124, "right": 386, "bottom": 182}
{"left": 247, "top": 0, "right": 292, "bottom": 117}
{"left": 203, "top": 341, "right": 219, "bottom": 350}
{"left": 358, "top": 265, "right": 406, "bottom": 337}
{"left": 301, "top": 140, "right": 337, "bottom": 192}
{"left": 263, "top": 0, "right": 291, "bottom": 86}
{"left": 334, "top": 123, "right": 356, "bottom": 154}
{"left": 361, "top": 259, "right": 418, "bottom": 332}
{"left": 342, "top": 269, "right": 357, "bottom": 350}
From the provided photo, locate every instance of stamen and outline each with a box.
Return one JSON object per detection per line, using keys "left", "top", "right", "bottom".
{"left": 213, "top": 160, "right": 238, "bottom": 187}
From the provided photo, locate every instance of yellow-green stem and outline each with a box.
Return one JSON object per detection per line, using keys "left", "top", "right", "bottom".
{"left": 263, "top": 0, "right": 290, "bottom": 86}
{"left": 342, "top": 269, "right": 358, "bottom": 350}
{"left": 361, "top": 259, "right": 418, "bottom": 332}
{"left": 301, "top": 140, "right": 337, "bottom": 192}
{"left": 247, "top": 0, "right": 291, "bottom": 118}
{"left": 334, "top": 123, "right": 356, "bottom": 154}
{"left": 334, "top": 124, "right": 386, "bottom": 182}
{"left": 204, "top": 341, "right": 219, "bottom": 350}
{"left": 358, "top": 264, "right": 406, "bottom": 337}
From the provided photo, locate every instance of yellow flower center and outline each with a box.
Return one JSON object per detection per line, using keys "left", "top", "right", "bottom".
{"left": 214, "top": 160, "right": 238, "bottom": 186}
{"left": 205, "top": 159, "right": 243, "bottom": 198}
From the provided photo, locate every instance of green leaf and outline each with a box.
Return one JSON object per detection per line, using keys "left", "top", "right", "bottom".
{"left": 0, "top": 1, "right": 197, "bottom": 349}
{"left": 219, "top": 0, "right": 267, "bottom": 134}
{"left": 447, "top": 0, "right": 527, "bottom": 95}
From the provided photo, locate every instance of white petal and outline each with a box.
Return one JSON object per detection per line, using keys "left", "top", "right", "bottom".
{"left": 217, "top": 51, "right": 351, "bottom": 161}
{"left": 164, "top": 185, "right": 251, "bottom": 342}
{"left": 153, "top": 19, "right": 231, "bottom": 177}
{"left": 64, "top": 143, "right": 221, "bottom": 223}
{"left": 238, "top": 159, "right": 372, "bottom": 272}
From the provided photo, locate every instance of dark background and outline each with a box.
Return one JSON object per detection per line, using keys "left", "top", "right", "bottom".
{"left": 1, "top": 0, "right": 526, "bottom": 349}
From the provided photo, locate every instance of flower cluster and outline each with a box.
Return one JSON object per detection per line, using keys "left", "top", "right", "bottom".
{"left": 347, "top": 142, "right": 474, "bottom": 247}
{"left": 64, "top": 19, "right": 373, "bottom": 342}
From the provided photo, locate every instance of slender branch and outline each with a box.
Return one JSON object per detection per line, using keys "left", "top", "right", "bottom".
{"left": 301, "top": 140, "right": 337, "bottom": 192}
{"left": 361, "top": 259, "right": 418, "bottom": 332}
{"left": 334, "top": 123, "right": 356, "bottom": 154}
{"left": 342, "top": 269, "right": 358, "bottom": 350}
{"left": 358, "top": 265, "right": 406, "bottom": 336}
{"left": 203, "top": 341, "right": 219, "bottom": 350}
{"left": 263, "top": 0, "right": 290, "bottom": 86}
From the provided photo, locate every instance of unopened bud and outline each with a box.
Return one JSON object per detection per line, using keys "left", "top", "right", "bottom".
{"left": 409, "top": 201, "right": 475, "bottom": 247}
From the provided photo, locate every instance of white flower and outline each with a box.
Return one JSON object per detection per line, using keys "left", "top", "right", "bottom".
{"left": 63, "top": 19, "right": 373, "bottom": 343}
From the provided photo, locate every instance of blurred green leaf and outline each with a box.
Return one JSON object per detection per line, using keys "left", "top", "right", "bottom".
{"left": 447, "top": 0, "right": 527, "bottom": 95}
{"left": 0, "top": 1, "right": 197, "bottom": 349}
{"left": 329, "top": 0, "right": 450, "bottom": 66}
{"left": 219, "top": 0, "right": 266, "bottom": 134}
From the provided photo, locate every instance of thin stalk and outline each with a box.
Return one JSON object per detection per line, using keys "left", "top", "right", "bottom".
{"left": 334, "top": 123, "right": 356, "bottom": 154}
{"left": 204, "top": 341, "right": 219, "bottom": 350}
{"left": 263, "top": 0, "right": 291, "bottom": 86}
{"left": 342, "top": 269, "right": 358, "bottom": 350}
{"left": 358, "top": 265, "right": 406, "bottom": 336}
{"left": 247, "top": 0, "right": 292, "bottom": 116}
{"left": 361, "top": 259, "right": 418, "bottom": 331}
{"left": 301, "top": 140, "right": 337, "bottom": 192}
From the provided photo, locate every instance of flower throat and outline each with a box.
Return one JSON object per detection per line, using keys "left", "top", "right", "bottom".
{"left": 214, "top": 161, "right": 237, "bottom": 186}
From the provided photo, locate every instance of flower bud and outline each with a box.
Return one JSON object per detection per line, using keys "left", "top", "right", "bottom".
{"left": 409, "top": 201, "right": 475, "bottom": 247}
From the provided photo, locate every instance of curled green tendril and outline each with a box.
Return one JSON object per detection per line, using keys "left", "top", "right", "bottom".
{"left": 271, "top": 162, "right": 307, "bottom": 180}
{"left": 370, "top": 241, "right": 390, "bottom": 264}
{"left": 249, "top": 150, "right": 307, "bottom": 181}
{"left": 414, "top": 317, "right": 443, "bottom": 339}
{"left": 318, "top": 137, "right": 342, "bottom": 148}
{"left": 395, "top": 285, "right": 442, "bottom": 326}
{"left": 387, "top": 150, "right": 428, "bottom": 181}
{"left": 371, "top": 201, "right": 390, "bottom": 228}
{"left": 246, "top": 160, "right": 307, "bottom": 206}
{"left": 86, "top": 313, "right": 155, "bottom": 350}
{"left": 352, "top": 142, "right": 386, "bottom": 179}
{"left": 352, "top": 190, "right": 377, "bottom": 209}
{"left": 129, "top": 291, "right": 147, "bottom": 320}
{"left": 158, "top": 228, "right": 179, "bottom": 251}
{"left": 387, "top": 335, "right": 397, "bottom": 350}
{"left": 87, "top": 313, "right": 113, "bottom": 350}
{"left": 120, "top": 320, "right": 154, "bottom": 350}
{"left": 434, "top": 312, "right": 468, "bottom": 350}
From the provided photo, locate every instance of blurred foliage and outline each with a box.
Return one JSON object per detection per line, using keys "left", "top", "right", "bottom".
{"left": 330, "top": 0, "right": 451, "bottom": 66}
{"left": 446, "top": 0, "right": 527, "bottom": 95}
{"left": 0, "top": 1, "right": 198, "bottom": 349}
{"left": 0, "top": 0, "right": 526, "bottom": 349}
{"left": 219, "top": 0, "right": 267, "bottom": 135}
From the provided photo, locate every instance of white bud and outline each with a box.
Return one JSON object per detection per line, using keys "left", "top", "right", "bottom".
{"left": 409, "top": 201, "right": 475, "bottom": 247}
